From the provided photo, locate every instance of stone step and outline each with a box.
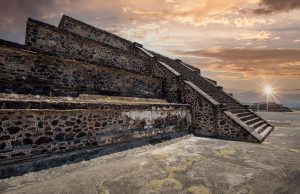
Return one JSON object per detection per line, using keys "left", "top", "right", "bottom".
{"left": 245, "top": 117, "right": 261, "bottom": 125}
{"left": 254, "top": 123, "right": 268, "bottom": 134}
{"left": 230, "top": 109, "right": 249, "bottom": 114}
{"left": 260, "top": 126, "right": 273, "bottom": 137}
{"left": 249, "top": 120, "right": 265, "bottom": 129}
{"left": 239, "top": 114, "right": 256, "bottom": 121}
{"left": 236, "top": 112, "right": 253, "bottom": 117}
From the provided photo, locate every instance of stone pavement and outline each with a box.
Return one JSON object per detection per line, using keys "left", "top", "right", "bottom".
{"left": 0, "top": 112, "right": 299, "bottom": 194}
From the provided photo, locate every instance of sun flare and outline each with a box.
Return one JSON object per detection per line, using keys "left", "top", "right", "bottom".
{"left": 264, "top": 85, "right": 273, "bottom": 95}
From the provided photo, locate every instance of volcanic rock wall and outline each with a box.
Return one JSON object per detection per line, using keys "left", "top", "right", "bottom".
{"left": 0, "top": 103, "right": 191, "bottom": 161}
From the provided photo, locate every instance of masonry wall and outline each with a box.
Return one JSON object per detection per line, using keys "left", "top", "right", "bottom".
{"left": 0, "top": 105, "right": 191, "bottom": 161}
{"left": 0, "top": 46, "right": 162, "bottom": 98}
{"left": 25, "top": 19, "right": 153, "bottom": 75}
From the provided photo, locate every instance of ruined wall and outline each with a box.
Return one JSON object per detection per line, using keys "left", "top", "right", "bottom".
{"left": 0, "top": 46, "right": 162, "bottom": 98}
{"left": 0, "top": 105, "right": 191, "bottom": 161}
{"left": 25, "top": 19, "right": 152, "bottom": 75}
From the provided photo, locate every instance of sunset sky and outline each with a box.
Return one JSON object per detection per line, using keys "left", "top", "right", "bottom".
{"left": 0, "top": 0, "right": 299, "bottom": 104}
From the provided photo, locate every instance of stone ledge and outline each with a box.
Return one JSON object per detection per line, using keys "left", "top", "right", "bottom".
{"left": 0, "top": 94, "right": 189, "bottom": 110}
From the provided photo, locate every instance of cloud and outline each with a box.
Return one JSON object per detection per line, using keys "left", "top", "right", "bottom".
{"left": 121, "top": 1, "right": 244, "bottom": 27}
{"left": 173, "top": 48, "right": 300, "bottom": 77}
{"left": 127, "top": 23, "right": 168, "bottom": 39}
{"left": 233, "top": 17, "right": 275, "bottom": 28}
{"left": 165, "top": 0, "right": 175, "bottom": 3}
{"left": 237, "top": 31, "right": 275, "bottom": 41}
{"left": 253, "top": 0, "right": 300, "bottom": 14}
{"left": 106, "top": 23, "right": 168, "bottom": 41}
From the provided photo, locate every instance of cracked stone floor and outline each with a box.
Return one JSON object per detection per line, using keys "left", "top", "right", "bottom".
{"left": 0, "top": 111, "right": 299, "bottom": 194}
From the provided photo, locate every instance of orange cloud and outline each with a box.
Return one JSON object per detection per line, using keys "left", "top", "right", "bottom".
{"left": 122, "top": 0, "right": 245, "bottom": 27}
{"left": 173, "top": 48, "right": 300, "bottom": 77}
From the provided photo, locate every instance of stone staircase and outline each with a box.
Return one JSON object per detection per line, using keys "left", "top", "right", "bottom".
{"left": 57, "top": 15, "right": 274, "bottom": 142}
{"left": 147, "top": 51, "right": 274, "bottom": 142}
{"left": 230, "top": 109, "right": 273, "bottom": 140}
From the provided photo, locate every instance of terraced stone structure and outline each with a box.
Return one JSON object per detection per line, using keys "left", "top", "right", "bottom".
{"left": 0, "top": 15, "right": 274, "bottom": 178}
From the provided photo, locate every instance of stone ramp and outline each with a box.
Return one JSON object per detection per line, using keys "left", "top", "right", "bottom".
{"left": 56, "top": 15, "right": 274, "bottom": 142}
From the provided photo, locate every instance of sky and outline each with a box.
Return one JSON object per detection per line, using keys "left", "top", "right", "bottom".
{"left": 0, "top": 0, "right": 300, "bottom": 104}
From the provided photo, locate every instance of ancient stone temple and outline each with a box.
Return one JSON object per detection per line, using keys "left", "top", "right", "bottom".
{"left": 250, "top": 102, "right": 294, "bottom": 112}
{"left": 0, "top": 15, "right": 274, "bottom": 178}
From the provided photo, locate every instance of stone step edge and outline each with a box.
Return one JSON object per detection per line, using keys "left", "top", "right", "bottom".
{"left": 0, "top": 99, "right": 189, "bottom": 110}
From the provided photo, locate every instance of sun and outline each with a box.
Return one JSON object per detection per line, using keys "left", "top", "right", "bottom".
{"left": 264, "top": 85, "right": 273, "bottom": 95}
